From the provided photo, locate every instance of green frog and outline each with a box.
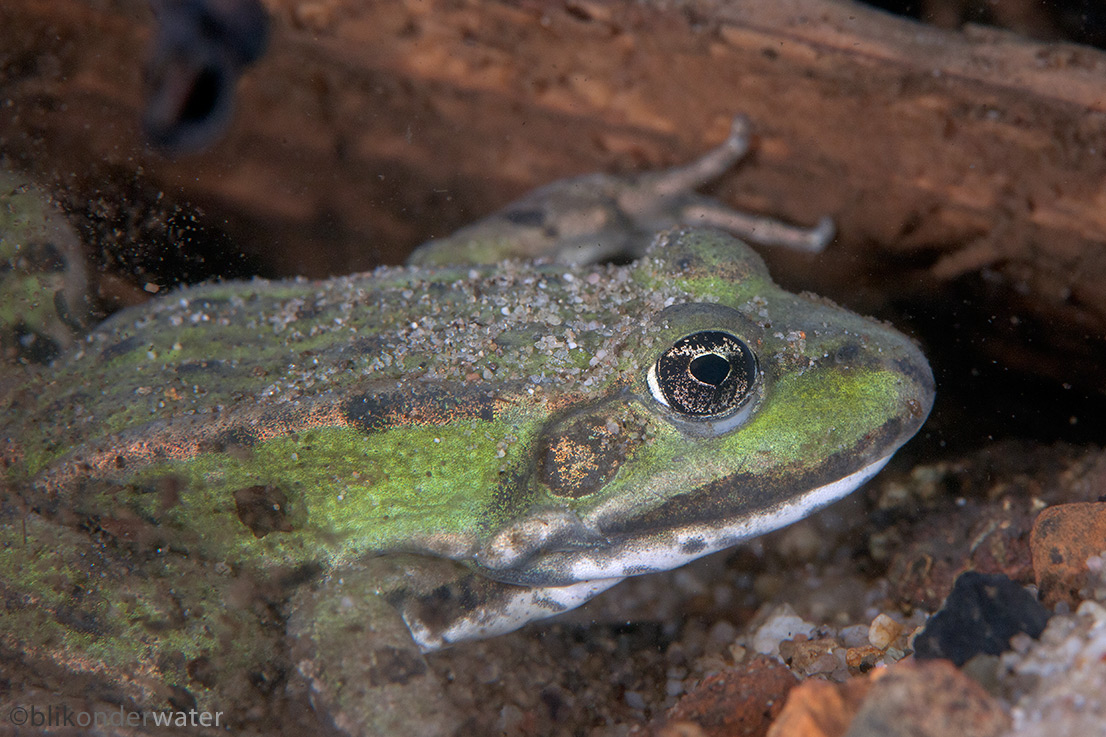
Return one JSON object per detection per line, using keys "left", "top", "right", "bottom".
{"left": 0, "top": 118, "right": 933, "bottom": 736}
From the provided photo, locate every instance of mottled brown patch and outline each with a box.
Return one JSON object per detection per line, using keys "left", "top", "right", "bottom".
{"left": 187, "top": 655, "right": 217, "bottom": 688}
{"left": 654, "top": 656, "right": 797, "bottom": 737}
{"left": 233, "top": 485, "right": 293, "bottom": 538}
{"left": 343, "top": 386, "right": 498, "bottom": 433}
{"left": 537, "top": 404, "right": 646, "bottom": 499}
{"left": 1031, "top": 501, "right": 1106, "bottom": 608}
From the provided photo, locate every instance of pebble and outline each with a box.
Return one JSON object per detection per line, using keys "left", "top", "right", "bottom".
{"left": 643, "top": 656, "right": 797, "bottom": 737}
{"left": 1029, "top": 501, "right": 1106, "bottom": 608}
{"left": 913, "top": 571, "right": 1051, "bottom": 666}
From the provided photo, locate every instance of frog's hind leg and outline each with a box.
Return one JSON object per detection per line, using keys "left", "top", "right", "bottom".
{"left": 622, "top": 115, "right": 753, "bottom": 204}
{"left": 619, "top": 116, "right": 835, "bottom": 254}
{"left": 681, "top": 206, "right": 835, "bottom": 253}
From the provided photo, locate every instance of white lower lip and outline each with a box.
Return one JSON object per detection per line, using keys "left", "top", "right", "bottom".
{"left": 567, "top": 453, "right": 894, "bottom": 581}
{"left": 409, "top": 577, "right": 624, "bottom": 651}
{"left": 412, "top": 455, "right": 894, "bottom": 651}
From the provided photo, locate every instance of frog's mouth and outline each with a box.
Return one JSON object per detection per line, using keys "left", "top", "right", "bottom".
{"left": 474, "top": 450, "right": 894, "bottom": 589}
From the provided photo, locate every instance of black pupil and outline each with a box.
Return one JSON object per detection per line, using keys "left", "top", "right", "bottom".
{"left": 689, "top": 353, "right": 730, "bottom": 386}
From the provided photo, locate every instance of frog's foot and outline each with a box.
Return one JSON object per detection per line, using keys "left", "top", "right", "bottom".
{"left": 681, "top": 206, "right": 835, "bottom": 253}
{"left": 287, "top": 565, "right": 465, "bottom": 737}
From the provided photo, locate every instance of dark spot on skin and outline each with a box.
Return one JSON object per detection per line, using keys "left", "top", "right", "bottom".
{"left": 343, "top": 394, "right": 395, "bottom": 432}
{"left": 11, "top": 323, "right": 62, "bottom": 364}
{"left": 834, "top": 342, "right": 860, "bottom": 363}
{"left": 187, "top": 656, "right": 217, "bottom": 688}
{"left": 99, "top": 336, "right": 142, "bottom": 362}
{"left": 197, "top": 426, "right": 258, "bottom": 453}
{"left": 176, "top": 359, "right": 232, "bottom": 376}
{"left": 343, "top": 386, "right": 497, "bottom": 433}
{"left": 336, "top": 336, "right": 388, "bottom": 360}
{"left": 493, "top": 325, "right": 547, "bottom": 351}
{"left": 502, "top": 209, "right": 547, "bottom": 227}
{"left": 894, "top": 355, "right": 937, "bottom": 397}
{"left": 275, "top": 562, "right": 323, "bottom": 589}
{"left": 158, "top": 475, "right": 183, "bottom": 513}
{"left": 233, "top": 485, "right": 293, "bottom": 538}
{"left": 97, "top": 513, "right": 164, "bottom": 547}
{"left": 54, "top": 605, "right": 104, "bottom": 636}
{"left": 387, "top": 579, "right": 483, "bottom": 636}
{"left": 679, "top": 537, "right": 707, "bottom": 555}
{"left": 167, "top": 685, "right": 197, "bottom": 713}
{"left": 53, "top": 288, "right": 89, "bottom": 334}
{"left": 12, "top": 240, "right": 66, "bottom": 272}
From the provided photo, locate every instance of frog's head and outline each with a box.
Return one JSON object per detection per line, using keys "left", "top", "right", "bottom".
{"left": 477, "top": 228, "right": 934, "bottom": 586}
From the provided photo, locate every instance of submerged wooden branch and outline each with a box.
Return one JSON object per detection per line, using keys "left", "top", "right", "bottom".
{"left": 2, "top": 0, "right": 1106, "bottom": 388}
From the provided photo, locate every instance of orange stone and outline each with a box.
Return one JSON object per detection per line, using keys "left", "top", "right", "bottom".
{"left": 655, "top": 656, "right": 798, "bottom": 737}
{"left": 1030, "top": 502, "right": 1106, "bottom": 608}
{"left": 765, "top": 677, "right": 870, "bottom": 737}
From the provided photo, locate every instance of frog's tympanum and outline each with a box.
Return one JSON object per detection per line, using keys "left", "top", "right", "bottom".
{"left": 0, "top": 119, "right": 933, "bottom": 736}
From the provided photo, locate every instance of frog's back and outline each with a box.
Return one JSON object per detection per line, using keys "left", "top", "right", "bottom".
{"left": 0, "top": 252, "right": 702, "bottom": 568}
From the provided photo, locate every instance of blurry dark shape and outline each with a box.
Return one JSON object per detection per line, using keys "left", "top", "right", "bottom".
{"left": 860, "top": 0, "right": 1106, "bottom": 47}
{"left": 144, "top": 0, "right": 269, "bottom": 154}
{"left": 913, "top": 571, "right": 1051, "bottom": 666}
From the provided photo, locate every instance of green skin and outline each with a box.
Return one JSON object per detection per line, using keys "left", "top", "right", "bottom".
{"left": 0, "top": 123, "right": 933, "bottom": 736}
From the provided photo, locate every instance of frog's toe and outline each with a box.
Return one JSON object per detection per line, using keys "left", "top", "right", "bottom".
{"left": 724, "top": 114, "right": 752, "bottom": 153}
{"left": 287, "top": 569, "right": 463, "bottom": 737}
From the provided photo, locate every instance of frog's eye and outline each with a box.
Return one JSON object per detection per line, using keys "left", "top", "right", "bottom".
{"left": 647, "top": 330, "right": 758, "bottom": 425}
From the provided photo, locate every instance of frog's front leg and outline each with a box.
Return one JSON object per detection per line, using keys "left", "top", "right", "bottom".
{"left": 287, "top": 560, "right": 465, "bottom": 737}
{"left": 287, "top": 556, "right": 622, "bottom": 735}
